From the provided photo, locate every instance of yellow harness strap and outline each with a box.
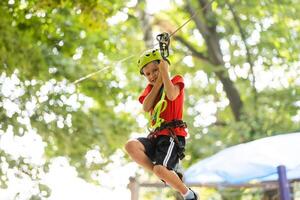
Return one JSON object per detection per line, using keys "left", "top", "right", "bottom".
{"left": 149, "top": 90, "right": 167, "bottom": 130}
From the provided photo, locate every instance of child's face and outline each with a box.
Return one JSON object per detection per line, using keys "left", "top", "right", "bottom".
{"left": 142, "top": 62, "right": 159, "bottom": 85}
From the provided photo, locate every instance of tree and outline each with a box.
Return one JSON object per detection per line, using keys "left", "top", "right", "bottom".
{"left": 1, "top": 0, "right": 300, "bottom": 199}
{"left": 0, "top": 0, "right": 141, "bottom": 198}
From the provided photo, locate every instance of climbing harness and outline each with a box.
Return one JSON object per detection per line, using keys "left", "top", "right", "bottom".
{"left": 148, "top": 119, "right": 187, "bottom": 160}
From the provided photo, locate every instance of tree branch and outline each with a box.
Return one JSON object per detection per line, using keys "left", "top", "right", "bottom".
{"left": 227, "top": 1, "right": 258, "bottom": 112}
{"left": 198, "top": 0, "right": 218, "bottom": 30}
{"left": 184, "top": 0, "right": 244, "bottom": 121}
{"left": 173, "top": 35, "right": 210, "bottom": 62}
{"left": 138, "top": 0, "right": 154, "bottom": 48}
{"left": 186, "top": 0, "right": 210, "bottom": 37}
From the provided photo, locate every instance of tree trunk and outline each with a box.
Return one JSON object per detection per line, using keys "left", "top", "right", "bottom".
{"left": 138, "top": 0, "right": 154, "bottom": 48}
{"left": 182, "top": 0, "right": 243, "bottom": 121}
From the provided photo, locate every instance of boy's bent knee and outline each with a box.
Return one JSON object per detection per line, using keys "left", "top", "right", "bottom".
{"left": 125, "top": 139, "right": 141, "bottom": 153}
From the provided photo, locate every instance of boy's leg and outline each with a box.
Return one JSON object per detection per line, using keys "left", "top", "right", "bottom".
{"left": 125, "top": 139, "right": 154, "bottom": 172}
{"left": 153, "top": 164, "right": 189, "bottom": 194}
{"left": 152, "top": 136, "right": 188, "bottom": 194}
{"left": 174, "top": 162, "right": 184, "bottom": 180}
{"left": 153, "top": 136, "right": 198, "bottom": 199}
{"left": 153, "top": 165, "right": 198, "bottom": 199}
{"left": 126, "top": 138, "right": 198, "bottom": 199}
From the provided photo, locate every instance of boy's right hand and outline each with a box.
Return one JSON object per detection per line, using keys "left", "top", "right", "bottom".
{"left": 155, "top": 72, "right": 163, "bottom": 86}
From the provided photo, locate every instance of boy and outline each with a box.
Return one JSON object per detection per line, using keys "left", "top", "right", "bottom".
{"left": 125, "top": 49, "right": 198, "bottom": 200}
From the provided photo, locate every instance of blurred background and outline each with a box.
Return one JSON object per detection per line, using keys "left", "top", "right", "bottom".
{"left": 0, "top": 0, "right": 300, "bottom": 199}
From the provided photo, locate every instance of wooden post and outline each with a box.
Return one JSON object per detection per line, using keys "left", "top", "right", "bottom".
{"left": 128, "top": 177, "right": 139, "bottom": 200}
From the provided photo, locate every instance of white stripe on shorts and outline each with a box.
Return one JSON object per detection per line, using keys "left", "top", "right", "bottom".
{"left": 163, "top": 137, "right": 175, "bottom": 167}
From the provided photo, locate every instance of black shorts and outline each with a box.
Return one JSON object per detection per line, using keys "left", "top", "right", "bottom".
{"left": 137, "top": 135, "right": 185, "bottom": 170}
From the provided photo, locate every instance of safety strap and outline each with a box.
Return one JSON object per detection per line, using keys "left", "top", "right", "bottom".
{"left": 149, "top": 120, "right": 187, "bottom": 160}
{"left": 155, "top": 120, "right": 187, "bottom": 132}
{"left": 148, "top": 87, "right": 167, "bottom": 130}
{"left": 148, "top": 120, "right": 187, "bottom": 142}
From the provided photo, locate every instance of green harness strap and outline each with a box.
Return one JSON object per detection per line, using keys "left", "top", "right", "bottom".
{"left": 149, "top": 88, "right": 167, "bottom": 130}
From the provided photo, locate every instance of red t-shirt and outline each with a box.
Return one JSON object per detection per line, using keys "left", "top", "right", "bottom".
{"left": 138, "top": 75, "right": 188, "bottom": 137}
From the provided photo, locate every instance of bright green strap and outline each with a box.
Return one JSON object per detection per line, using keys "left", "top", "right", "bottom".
{"left": 149, "top": 91, "right": 167, "bottom": 130}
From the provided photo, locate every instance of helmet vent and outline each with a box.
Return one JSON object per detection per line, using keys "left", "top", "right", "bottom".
{"left": 137, "top": 48, "right": 162, "bottom": 74}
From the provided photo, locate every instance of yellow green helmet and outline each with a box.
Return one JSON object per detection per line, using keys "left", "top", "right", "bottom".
{"left": 138, "top": 49, "right": 162, "bottom": 75}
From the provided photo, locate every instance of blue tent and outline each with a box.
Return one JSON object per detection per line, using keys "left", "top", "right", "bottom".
{"left": 184, "top": 132, "right": 300, "bottom": 185}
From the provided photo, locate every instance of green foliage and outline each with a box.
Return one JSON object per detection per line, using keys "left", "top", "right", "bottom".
{"left": 1, "top": 0, "right": 300, "bottom": 199}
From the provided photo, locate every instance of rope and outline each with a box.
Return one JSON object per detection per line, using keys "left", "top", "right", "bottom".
{"left": 72, "top": 55, "right": 134, "bottom": 84}
{"left": 169, "top": 0, "right": 215, "bottom": 38}
{"left": 72, "top": 66, "right": 110, "bottom": 84}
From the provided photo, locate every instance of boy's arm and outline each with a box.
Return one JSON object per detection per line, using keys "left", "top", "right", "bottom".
{"left": 159, "top": 60, "right": 180, "bottom": 101}
{"left": 143, "top": 75, "right": 163, "bottom": 112}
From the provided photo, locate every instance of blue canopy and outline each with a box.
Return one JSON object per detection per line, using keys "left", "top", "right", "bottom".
{"left": 184, "top": 132, "right": 300, "bottom": 185}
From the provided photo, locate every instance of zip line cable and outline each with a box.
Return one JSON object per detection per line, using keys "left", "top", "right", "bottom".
{"left": 150, "top": 0, "right": 215, "bottom": 49}
{"left": 72, "top": 0, "right": 215, "bottom": 85}
{"left": 73, "top": 66, "right": 110, "bottom": 84}
{"left": 72, "top": 55, "right": 134, "bottom": 84}
{"left": 169, "top": 0, "right": 215, "bottom": 38}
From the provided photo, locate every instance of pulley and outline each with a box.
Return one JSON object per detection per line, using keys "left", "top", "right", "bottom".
{"left": 156, "top": 32, "right": 170, "bottom": 60}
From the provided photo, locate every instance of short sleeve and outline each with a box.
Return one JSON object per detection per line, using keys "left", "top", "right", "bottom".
{"left": 138, "top": 84, "right": 152, "bottom": 104}
{"left": 172, "top": 75, "right": 184, "bottom": 91}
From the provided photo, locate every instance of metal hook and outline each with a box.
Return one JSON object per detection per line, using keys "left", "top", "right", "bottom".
{"left": 156, "top": 32, "right": 170, "bottom": 59}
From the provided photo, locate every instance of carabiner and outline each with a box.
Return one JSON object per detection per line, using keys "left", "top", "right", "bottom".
{"left": 156, "top": 32, "right": 170, "bottom": 59}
